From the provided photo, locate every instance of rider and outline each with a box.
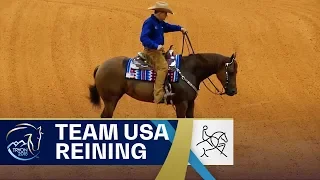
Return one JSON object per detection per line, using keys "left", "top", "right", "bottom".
{"left": 140, "top": 1, "right": 187, "bottom": 104}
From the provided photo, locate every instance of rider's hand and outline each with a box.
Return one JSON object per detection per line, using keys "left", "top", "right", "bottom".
{"left": 181, "top": 27, "right": 188, "bottom": 34}
{"left": 157, "top": 45, "right": 164, "bottom": 51}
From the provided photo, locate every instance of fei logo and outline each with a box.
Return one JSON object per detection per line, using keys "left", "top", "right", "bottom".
{"left": 191, "top": 119, "right": 234, "bottom": 165}
{"left": 6, "top": 123, "right": 44, "bottom": 161}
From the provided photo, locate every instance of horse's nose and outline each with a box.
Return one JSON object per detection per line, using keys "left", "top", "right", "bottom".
{"left": 233, "top": 89, "right": 237, "bottom": 94}
{"left": 230, "top": 89, "right": 237, "bottom": 95}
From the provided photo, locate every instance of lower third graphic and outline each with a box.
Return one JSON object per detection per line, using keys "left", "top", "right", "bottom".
{"left": 6, "top": 123, "right": 44, "bottom": 161}
{"left": 196, "top": 125, "right": 228, "bottom": 158}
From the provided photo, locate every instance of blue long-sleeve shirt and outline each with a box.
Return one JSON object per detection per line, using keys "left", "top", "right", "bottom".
{"left": 140, "top": 14, "right": 182, "bottom": 50}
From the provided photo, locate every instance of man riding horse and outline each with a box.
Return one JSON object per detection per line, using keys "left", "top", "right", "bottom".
{"left": 88, "top": 2, "right": 238, "bottom": 118}
{"left": 140, "top": 1, "right": 188, "bottom": 104}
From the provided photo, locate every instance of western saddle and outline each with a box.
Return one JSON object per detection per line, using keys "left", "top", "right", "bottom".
{"left": 131, "top": 45, "right": 177, "bottom": 71}
{"left": 130, "top": 45, "right": 178, "bottom": 104}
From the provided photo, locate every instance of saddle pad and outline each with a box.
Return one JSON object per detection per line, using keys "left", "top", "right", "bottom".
{"left": 125, "top": 55, "right": 181, "bottom": 82}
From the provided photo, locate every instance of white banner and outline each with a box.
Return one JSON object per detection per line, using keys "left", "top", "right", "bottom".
{"left": 190, "top": 119, "right": 234, "bottom": 165}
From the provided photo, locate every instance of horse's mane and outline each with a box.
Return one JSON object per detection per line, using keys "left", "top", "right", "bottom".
{"left": 182, "top": 53, "right": 228, "bottom": 69}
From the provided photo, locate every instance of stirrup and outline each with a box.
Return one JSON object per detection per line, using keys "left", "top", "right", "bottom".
{"left": 163, "top": 92, "right": 175, "bottom": 105}
{"left": 164, "top": 92, "right": 175, "bottom": 97}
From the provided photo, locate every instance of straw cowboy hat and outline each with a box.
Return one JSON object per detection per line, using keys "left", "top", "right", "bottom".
{"left": 148, "top": 1, "right": 174, "bottom": 14}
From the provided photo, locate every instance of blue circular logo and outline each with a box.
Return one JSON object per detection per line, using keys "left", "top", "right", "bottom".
{"left": 6, "top": 123, "right": 44, "bottom": 161}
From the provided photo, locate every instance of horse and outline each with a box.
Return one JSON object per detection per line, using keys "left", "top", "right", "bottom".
{"left": 88, "top": 41, "right": 238, "bottom": 118}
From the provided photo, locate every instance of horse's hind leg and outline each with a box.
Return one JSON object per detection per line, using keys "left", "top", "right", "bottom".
{"left": 101, "top": 96, "right": 122, "bottom": 118}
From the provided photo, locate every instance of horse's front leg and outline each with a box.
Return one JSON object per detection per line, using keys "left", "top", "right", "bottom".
{"left": 175, "top": 101, "right": 188, "bottom": 118}
{"left": 186, "top": 100, "right": 195, "bottom": 118}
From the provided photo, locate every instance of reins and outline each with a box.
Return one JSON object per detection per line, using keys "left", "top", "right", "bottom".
{"left": 181, "top": 32, "right": 195, "bottom": 55}
{"left": 181, "top": 32, "right": 224, "bottom": 96}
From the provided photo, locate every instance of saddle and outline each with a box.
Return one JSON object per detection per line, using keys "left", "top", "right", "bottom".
{"left": 130, "top": 47, "right": 177, "bottom": 71}
{"left": 130, "top": 45, "right": 177, "bottom": 104}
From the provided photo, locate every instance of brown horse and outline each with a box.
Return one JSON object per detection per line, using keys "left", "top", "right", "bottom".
{"left": 88, "top": 47, "right": 238, "bottom": 118}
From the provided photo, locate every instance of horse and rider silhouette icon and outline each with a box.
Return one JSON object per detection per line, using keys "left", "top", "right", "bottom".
{"left": 196, "top": 125, "right": 228, "bottom": 158}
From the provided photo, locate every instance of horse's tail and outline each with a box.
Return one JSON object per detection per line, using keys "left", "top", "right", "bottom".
{"left": 89, "top": 65, "right": 101, "bottom": 107}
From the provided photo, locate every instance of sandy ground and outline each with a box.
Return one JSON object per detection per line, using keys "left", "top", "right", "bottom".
{"left": 0, "top": 0, "right": 320, "bottom": 179}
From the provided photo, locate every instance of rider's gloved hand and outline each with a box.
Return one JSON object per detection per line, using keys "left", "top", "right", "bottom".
{"left": 181, "top": 28, "right": 188, "bottom": 34}
{"left": 157, "top": 45, "right": 164, "bottom": 51}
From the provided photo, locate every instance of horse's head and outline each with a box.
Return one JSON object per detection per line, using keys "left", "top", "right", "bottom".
{"left": 220, "top": 132, "right": 228, "bottom": 143}
{"left": 24, "top": 126, "right": 43, "bottom": 152}
{"left": 216, "top": 52, "right": 238, "bottom": 96}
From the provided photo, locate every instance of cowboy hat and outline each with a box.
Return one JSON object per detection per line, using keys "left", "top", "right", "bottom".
{"left": 148, "top": 1, "right": 174, "bottom": 14}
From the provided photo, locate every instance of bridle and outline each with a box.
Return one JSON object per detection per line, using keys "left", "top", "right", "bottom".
{"left": 180, "top": 32, "right": 235, "bottom": 96}
{"left": 224, "top": 56, "right": 235, "bottom": 93}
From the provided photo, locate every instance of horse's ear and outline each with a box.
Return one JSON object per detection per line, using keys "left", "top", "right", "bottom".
{"left": 227, "top": 53, "right": 236, "bottom": 72}
{"left": 229, "top": 52, "right": 237, "bottom": 65}
{"left": 231, "top": 52, "right": 236, "bottom": 60}
{"left": 229, "top": 54, "right": 234, "bottom": 64}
